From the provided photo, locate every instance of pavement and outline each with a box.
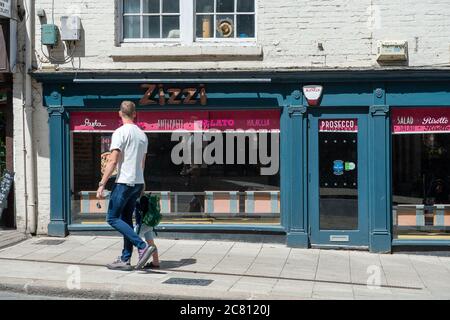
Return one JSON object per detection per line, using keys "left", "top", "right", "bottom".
{"left": 0, "top": 229, "right": 29, "bottom": 250}
{"left": 0, "top": 235, "right": 449, "bottom": 300}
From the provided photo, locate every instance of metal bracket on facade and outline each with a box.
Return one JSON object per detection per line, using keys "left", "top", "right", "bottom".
{"left": 288, "top": 105, "right": 307, "bottom": 117}
{"left": 370, "top": 105, "right": 390, "bottom": 116}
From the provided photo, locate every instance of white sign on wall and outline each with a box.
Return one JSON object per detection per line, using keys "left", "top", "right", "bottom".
{"left": 0, "top": 0, "right": 11, "bottom": 19}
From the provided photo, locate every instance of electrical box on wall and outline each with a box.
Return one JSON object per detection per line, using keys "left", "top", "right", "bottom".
{"left": 41, "top": 24, "right": 58, "bottom": 46}
{"left": 60, "top": 16, "right": 81, "bottom": 41}
{"left": 377, "top": 41, "right": 408, "bottom": 62}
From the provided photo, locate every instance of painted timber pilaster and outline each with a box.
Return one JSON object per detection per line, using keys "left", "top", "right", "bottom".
{"left": 368, "top": 86, "right": 392, "bottom": 253}
{"left": 285, "top": 90, "right": 309, "bottom": 247}
{"left": 47, "top": 91, "right": 69, "bottom": 237}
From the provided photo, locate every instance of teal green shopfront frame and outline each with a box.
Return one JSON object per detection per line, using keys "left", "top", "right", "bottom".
{"left": 35, "top": 70, "right": 450, "bottom": 253}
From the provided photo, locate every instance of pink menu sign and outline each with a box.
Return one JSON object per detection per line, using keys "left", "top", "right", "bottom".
{"left": 392, "top": 107, "right": 450, "bottom": 134}
{"left": 70, "top": 110, "right": 280, "bottom": 132}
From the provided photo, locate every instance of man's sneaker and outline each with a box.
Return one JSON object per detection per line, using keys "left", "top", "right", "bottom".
{"left": 106, "top": 257, "right": 133, "bottom": 271}
{"left": 135, "top": 244, "right": 156, "bottom": 270}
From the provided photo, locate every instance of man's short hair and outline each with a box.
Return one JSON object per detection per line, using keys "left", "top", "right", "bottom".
{"left": 120, "top": 101, "right": 136, "bottom": 119}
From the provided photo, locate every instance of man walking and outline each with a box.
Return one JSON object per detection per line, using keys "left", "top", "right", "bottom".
{"left": 96, "top": 101, "right": 155, "bottom": 270}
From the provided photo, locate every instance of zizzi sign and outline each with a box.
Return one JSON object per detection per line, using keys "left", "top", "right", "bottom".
{"left": 139, "top": 84, "right": 207, "bottom": 106}
{"left": 392, "top": 107, "right": 450, "bottom": 134}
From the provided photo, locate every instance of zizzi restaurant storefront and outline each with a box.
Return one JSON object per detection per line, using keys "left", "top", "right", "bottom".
{"left": 37, "top": 71, "right": 450, "bottom": 252}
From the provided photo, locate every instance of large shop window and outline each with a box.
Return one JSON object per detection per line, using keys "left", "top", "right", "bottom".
{"left": 70, "top": 110, "right": 280, "bottom": 226}
{"left": 392, "top": 107, "right": 450, "bottom": 240}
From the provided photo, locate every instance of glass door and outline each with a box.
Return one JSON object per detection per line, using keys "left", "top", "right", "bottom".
{"left": 308, "top": 109, "right": 369, "bottom": 247}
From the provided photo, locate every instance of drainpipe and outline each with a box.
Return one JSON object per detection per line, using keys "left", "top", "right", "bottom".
{"left": 23, "top": 0, "right": 37, "bottom": 234}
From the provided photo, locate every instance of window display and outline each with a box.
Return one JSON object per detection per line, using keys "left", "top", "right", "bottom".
{"left": 70, "top": 110, "right": 281, "bottom": 226}
{"left": 392, "top": 107, "right": 450, "bottom": 240}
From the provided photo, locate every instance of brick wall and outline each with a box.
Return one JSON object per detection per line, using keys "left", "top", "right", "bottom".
{"left": 30, "top": 0, "right": 450, "bottom": 70}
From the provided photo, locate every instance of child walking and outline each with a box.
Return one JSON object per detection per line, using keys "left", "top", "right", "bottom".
{"left": 134, "top": 196, "right": 160, "bottom": 269}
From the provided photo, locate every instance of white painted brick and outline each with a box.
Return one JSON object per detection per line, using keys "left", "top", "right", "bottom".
{"left": 27, "top": 0, "right": 450, "bottom": 70}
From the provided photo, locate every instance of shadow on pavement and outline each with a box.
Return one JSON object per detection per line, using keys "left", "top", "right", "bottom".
{"left": 138, "top": 258, "right": 197, "bottom": 275}
{"left": 159, "top": 258, "right": 197, "bottom": 269}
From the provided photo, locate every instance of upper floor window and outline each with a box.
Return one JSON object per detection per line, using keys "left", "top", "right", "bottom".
{"left": 123, "top": 0, "right": 181, "bottom": 40}
{"left": 195, "top": 0, "right": 255, "bottom": 39}
{"left": 121, "top": 0, "right": 256, "bottom": 42}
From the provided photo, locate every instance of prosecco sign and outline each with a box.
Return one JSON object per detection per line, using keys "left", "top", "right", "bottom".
{"left": 320, "top": 119, "right": 358, "bottom": 132}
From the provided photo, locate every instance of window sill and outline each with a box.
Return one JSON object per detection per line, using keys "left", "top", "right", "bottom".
{"left": 109, "top": 44, "right": 263, "bottom": 62}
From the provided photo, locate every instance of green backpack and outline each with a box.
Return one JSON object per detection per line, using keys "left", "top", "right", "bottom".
{"left": 141, "top": 194, "right": 162, "bottom": 228}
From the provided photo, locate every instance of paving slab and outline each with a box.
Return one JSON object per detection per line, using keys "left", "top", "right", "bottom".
{"left": 315, "top": 250, "right": 351, "bottom": 283}
{"left": 0, "top": 259, "right": 76, "bottom": 281}
{"left": 16, "top": 245, "right": 77, "bottom": 261}
{"left": 80, "top": 249, "right": 121, "bottom": 265}
{"left": 211, "top": 243, "right": 262, "bottom": 274}
{"left": 229, "top": 276, "right": 278, "bottom": 295}
{"left": 280, "top": 249, "right": 320, "bottom": 280}
{"left": 245, "top": 244, "right": 291, "bottom": 277}
{"left": 408, "top": 255, "right": 450, "bottom": 296}
{"left": 312, "top": 282, "right": 354, "bottom": 300}
{"left": 270, "top": 279, "right": 314, "bottom": 299}
{"left": 389, "top": 287, "right": 435, "bottom": 300}
{"left": 177, "top": 240, "right": 234, "bottom": 272}
{"left": 0, "top": 244, "right": 43, "bottom": 259}
{"left": 379, "top": 254, "right": 424, "bottom": 288}
{"left": 349, "top": 251, "right": 389, "bottom": 286}
{"left": 48, "top": 246, "right": 108, "bottom": 264}
{"left": 352, "top": 285, "right": 393, "bottom": 299}
{"left": 79, "top": 237, "right": 121, "bottom": 249}
{"left": 0, "top": 230, "right": 29, "bottom": 249}
{"left": 159, "top": 240, "right": 206, "bottom": 261}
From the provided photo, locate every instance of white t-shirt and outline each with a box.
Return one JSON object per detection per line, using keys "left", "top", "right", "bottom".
{"left": 110, "top": 123, "right": 148, "bottom": 185}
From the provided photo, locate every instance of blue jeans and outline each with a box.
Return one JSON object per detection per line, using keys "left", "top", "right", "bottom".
{"left": 106, "top": 183, "right": 146, "bottom": 262}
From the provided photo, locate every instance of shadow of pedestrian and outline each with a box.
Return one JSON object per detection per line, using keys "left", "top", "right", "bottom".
{"left": 139, "top": 269, "right": 168, "bottom": 275}
{"left": 138, "top": 258, "right": 197, "bottom": 274}
{"left": 160, "top": 258, "right": 197, "bottom": 269}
